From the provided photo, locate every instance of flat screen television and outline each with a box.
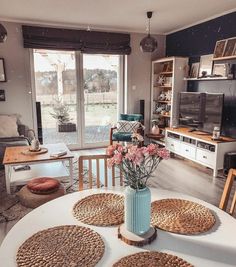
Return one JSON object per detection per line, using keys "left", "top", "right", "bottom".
{"left": 179, "top": 92, "right": 224, "bottom": 134}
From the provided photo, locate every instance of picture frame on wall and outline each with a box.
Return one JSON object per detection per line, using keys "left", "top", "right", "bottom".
{"left": 213, "top": 40, "right": 226, "bottom": 58}
{"left": 189, "top": 62, "right": 200, "bottom": 78}
{"left": 223, "top": 38, "right": 236, "bottom": 57}
{"left": 0, "top": 58, "right": 6, "bottom": 82}
{"left": 212, "top": 63, "right": 229, "bottom": 77}
{"left": 199, "top": 54, "right": 213, "bottom": 77}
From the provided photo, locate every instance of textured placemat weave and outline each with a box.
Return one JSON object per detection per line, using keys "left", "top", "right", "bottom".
{"left": 151, "top": 198, "right": 215, "bottom": 234}
{"left": 16, "top": 225, "right": 105, "bottom": 267}
{"left": 113, "top": 251, "right": 194, "bottom": 267}
{"left": 73, "top": 193, "right": 124, "bottom": 226}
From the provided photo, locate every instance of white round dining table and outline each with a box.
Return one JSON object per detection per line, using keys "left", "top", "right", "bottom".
{"left": 0, "top": 187, "right": 236, "bottom": 267}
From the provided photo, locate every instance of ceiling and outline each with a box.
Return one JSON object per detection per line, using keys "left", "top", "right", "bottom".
{"left": 0, "top": 0, "right": 235, "bottom": 34}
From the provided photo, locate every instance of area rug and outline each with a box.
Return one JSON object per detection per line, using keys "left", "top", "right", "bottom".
{"left": 0, "top": 157, "right": 96, "bottom": 224}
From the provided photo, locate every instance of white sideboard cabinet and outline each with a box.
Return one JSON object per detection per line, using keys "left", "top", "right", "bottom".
{"left": 165, "top": 127, "right": 236, "bottom": 177}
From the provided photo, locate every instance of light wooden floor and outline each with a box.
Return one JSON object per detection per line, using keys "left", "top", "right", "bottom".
{"left": 0, "top": 149, "right": 235, "bottom": 245}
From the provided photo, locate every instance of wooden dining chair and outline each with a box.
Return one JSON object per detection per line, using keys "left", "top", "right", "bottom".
{"left": 78, "top": 154, "right": 123, "bottom": 191}
{"left": 229, "top": 191, "right": 236, "bottom": 216}
{"left": 219, "top": 168, "right": 236, "bottom": 215}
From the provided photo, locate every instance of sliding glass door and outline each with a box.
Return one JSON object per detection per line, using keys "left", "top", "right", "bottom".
{"left": 32, "top": 50, "right": 123, "bottom": 148}
{"left": 33, "top": 49, "right": 78, "bottom": 146}
{"left": 82, "top": 54, "right": 122, "bottom": 146}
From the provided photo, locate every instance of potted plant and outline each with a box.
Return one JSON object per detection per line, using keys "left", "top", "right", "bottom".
{"left": 107, "top": 141, "right": 169, "bottom": 235}
{"left": 50, "top": 97, "right": 76, "bottom": 132}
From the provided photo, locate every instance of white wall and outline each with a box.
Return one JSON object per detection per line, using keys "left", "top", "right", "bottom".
{"left": 0, "top": 22, "right": 166, "bottom": 133}
{"left": 127, "top": 33, "right": 166, "bottom": 131}
{"left": 0, "top": 22, "right": 33, "bottom": 128}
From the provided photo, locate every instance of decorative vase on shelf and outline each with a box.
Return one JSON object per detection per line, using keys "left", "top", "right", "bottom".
{"left": 125, "top": 186, "right": 151, "bottom": 235}
{"left": 151, "top": 125, "right": 160, "bottom": 135}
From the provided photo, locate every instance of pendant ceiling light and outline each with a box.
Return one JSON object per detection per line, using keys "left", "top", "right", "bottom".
{"left": 140, "top": 11, "right": 157, "bottom": 53}
{"left": 0, "top": 23, "right": 7, "bottom": 43}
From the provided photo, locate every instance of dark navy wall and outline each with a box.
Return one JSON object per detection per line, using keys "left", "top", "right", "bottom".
{"left": 166, "top": 12, "right": 236, "bottom": 57}
{"left": 166, "top": 12, "right": 236, "bottom": 138}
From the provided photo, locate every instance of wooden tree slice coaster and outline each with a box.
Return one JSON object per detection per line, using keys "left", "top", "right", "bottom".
{"left": 151, "top": 198, "right": 215, "bottom": 235}
{"left": 118, "top": 224, "right": 157, "bottom": 247}
{"left": 113, "top": 251, "right": 194, "bottom": 267}
{"left": 16, "top": 225, "right": 105, "bottom": 267}
{"left": 73, "top": 193, "right": 124, "bottom": 226}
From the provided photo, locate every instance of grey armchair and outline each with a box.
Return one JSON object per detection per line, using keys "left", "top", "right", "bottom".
{"left": 0, "top": 123, "right": 31, "bottom": 168}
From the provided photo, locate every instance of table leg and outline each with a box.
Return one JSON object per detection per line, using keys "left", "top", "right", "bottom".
{"left": 5, "top": 165, "right": 11, "bottom": 194}
{"left": 213, "top": 168, "right": 218, "bottom": 178}
{"left": 69, "top": 158, "right": 73, "bottom": 186}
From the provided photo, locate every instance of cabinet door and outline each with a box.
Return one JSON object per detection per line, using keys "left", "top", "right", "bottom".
{"left": 166, "top": 138, "right": 181, "bottom": 154}
{"left": 180, "top": 143, "right": 196, "bottom": 159}
{"left": 196, "top": 148, "right": 215, "bottom": 167}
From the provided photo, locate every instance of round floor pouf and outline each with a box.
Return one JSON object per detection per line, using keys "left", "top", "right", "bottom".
{"left": 17, "top": 184, "right": 65, "bottom": 208}
{"left": 16, "top": 225, "right": 105, "bottom": 267}
{"left": 113, "top": 251, "right": 193, "bottom": 267}
{"left": 27, "top": 177, "right": 60, "bottom": 194}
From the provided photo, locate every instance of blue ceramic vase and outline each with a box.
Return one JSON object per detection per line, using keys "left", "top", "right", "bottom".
{"left": 125, "top": 186, "right": 151, "bottom": 235}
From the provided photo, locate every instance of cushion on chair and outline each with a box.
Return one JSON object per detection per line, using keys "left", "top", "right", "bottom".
{"left": 112, "top": 132, "right": 132, "bottom": 142}
{"left": 120, "top": 114, "right": 143, "bottom": 121}
{"left": 117, "top": 120, "right": 140, "bottom": 133}
{"left": 27, "top": 177, "right": 60, "bottom": 195}
{"left": 0, "top": 115, "right": 19, "bottom": 137}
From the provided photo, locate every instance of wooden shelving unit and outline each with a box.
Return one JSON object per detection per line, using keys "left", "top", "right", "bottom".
{"left": 150, "top": 57, "right": 188, "bottom": 144}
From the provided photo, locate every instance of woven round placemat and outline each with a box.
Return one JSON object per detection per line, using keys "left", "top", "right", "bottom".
{"left": 16, "top": 225, "right": 105, "bottom": 267}
{"left": 113, "top": 251, "right": 193, "bottom": 267}
{"left": 151, "top": 198, "right": 215, "bottom": 234}
{"left": 73, "top": 193, "right": 124, "bottom": 226}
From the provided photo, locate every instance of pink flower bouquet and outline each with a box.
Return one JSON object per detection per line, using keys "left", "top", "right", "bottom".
{"left": 106, "top": 143, "right": 169, "bottom": 189}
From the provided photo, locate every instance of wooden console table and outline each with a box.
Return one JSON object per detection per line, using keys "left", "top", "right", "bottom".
{"left": 165, "top": 127, "right": 236, "bottom": 177}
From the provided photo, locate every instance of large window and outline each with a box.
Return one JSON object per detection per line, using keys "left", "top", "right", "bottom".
{"left": 32, "top": 49, "right": 123, "bottom": 148}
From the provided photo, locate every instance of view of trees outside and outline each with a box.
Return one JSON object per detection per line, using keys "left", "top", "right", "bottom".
{"left": 83, "top": 54, "right": 119, "bottom": 144}
{"left": 33, "top": 49, "right": 119, "bottom": 146}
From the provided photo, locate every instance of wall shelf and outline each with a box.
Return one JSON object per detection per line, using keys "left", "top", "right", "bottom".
{"left": 184, "top": 77, "right": 234, "bottom": 81}
{"left": 153, "top": 100, "right": 171, "bottom": 104}
{"left": 213, "top": 55, "right": 236, "bottom": 61}
{"left": 161, "top": 114, "right": 170, "bottom": 118}
{"left": 158, "top": 85, "right": 172, "bottom": 88}
{"left": 153, "top": 113, "right": 170, "bottom": 118}
{"left": 159, "top": 71, "right": 173, "bottom": 75}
